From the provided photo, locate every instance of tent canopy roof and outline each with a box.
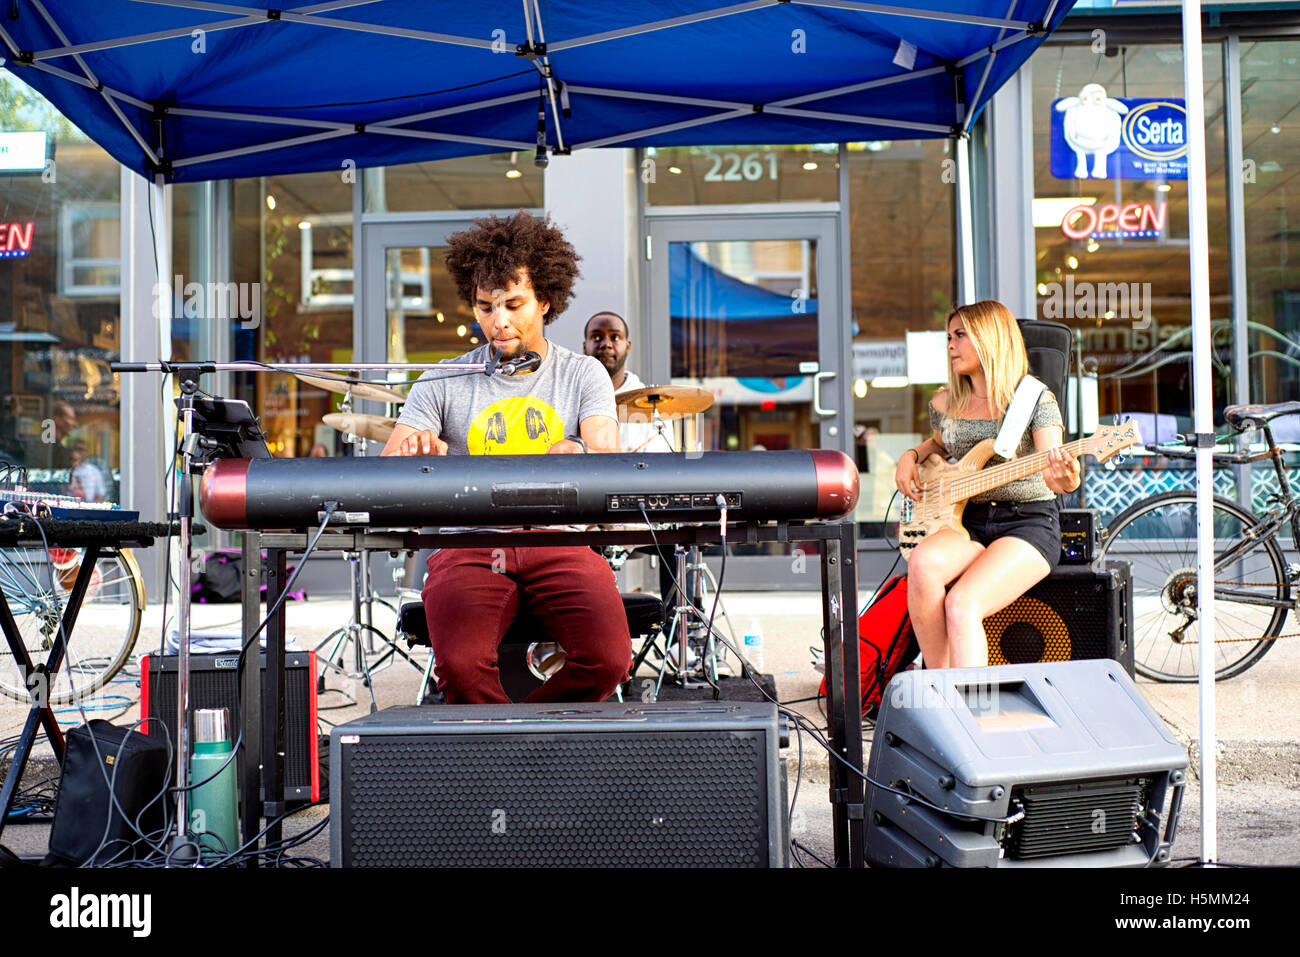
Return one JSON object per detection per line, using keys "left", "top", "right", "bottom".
{"left": 2, "top": 0, "right": 1074, "bottom": 182}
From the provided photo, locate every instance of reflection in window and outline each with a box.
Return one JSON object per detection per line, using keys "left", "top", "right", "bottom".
{"left": 1241, "top": 38, "right": 1300, "bottom": 433}
{"left": 0, "top": 77, "right": 121, "bottom": 499}
{"left": 1031, "top": 42, "right": 1229, "bottom": 440}
{"left": 59, "top": 202, "right": 120, "bottom": 297}
{"left": 845, "top": 139, "right": 956, "bottom": 527}
{"left": 364, "top": 150, "right": 543, "bottom": 213}
{"left": 670, "top": 240, "right": 817, "bottom": 380}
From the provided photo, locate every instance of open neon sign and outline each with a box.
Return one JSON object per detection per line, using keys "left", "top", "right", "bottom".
{"left": 1060, "top": 202, "right": 1166, "bottom": 240}
{"left": 0, "top": 222, "right": 34, "bottom": 258}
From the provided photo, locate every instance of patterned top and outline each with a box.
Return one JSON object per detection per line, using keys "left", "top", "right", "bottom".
{"left": 928, "top": 388, "right": 1064, "bottom": 503}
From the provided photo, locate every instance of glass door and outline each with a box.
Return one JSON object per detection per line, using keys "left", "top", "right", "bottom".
{"left": 646, "top": 215, "right": 848, "bottom": 587}
{"left": 360, "top": 220, "right": 483, "bottom": 397}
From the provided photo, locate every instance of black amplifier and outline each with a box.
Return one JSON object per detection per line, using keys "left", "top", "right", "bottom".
{"left": 1059, "top": 508, "right": 1098, "bottom": 564}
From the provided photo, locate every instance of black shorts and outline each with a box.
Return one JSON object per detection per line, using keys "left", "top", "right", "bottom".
{"left": 961, "top": 500, "right": 1060, "bottom": 569}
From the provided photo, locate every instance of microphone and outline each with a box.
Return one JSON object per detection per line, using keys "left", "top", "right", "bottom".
{"left": 500, "top": 351, "right": 542, "bottom": 376}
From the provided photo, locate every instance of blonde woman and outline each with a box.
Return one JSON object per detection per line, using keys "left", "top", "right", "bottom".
{"left": 894, "top": 301, "right": 1081, "bottom": 669}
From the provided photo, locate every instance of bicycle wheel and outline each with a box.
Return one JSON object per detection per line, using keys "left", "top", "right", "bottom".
{"left": 0, "top": 546, "right": 146, "bottom": 703}
{"left": 1099, "top": 491, "right": 1289, "bottom": 681}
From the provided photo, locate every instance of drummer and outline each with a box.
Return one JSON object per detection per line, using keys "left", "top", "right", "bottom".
{"left": 583, "top": 311, "right": 675, "bottom": 454}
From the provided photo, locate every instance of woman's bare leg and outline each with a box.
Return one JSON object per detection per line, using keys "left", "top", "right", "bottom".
{"left": 905, "top": 529, "right": 984, "bottom": 670}
{"left": 943, "top": 537, "right": 1052, "bottom": 667}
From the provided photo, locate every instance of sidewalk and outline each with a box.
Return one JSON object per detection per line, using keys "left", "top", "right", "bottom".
{"left": 3, "top": 591, "right": 1298, "bottom": 865}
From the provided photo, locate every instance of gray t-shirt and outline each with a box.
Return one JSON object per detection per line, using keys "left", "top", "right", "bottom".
{"left": 397, "top": 341, "right": 616, "bottom": 454}
{"left": 929, "top": 389, "right": 1064, "bottom": 503}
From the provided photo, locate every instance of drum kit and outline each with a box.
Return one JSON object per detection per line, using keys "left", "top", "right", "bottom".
{"left": 298, "top": 371, "right": 737, "bottom": 694}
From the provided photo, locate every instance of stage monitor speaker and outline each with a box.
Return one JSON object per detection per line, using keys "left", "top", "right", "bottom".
{"left": 331, "top": 702, "right": 788, "bottom": 867}
{"left": 983, "top": 560, "right": 1133, "bottom": 676}
{"left": 865, "top": 659, "right": 1187, "bottom": 867}
{"left": 140, "top": 652, "right": 319, "bottom": 802}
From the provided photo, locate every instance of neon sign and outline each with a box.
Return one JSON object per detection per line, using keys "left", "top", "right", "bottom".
{"left": 0, "top": 222, "right": 34, "bottom": 258}
{"left": 1060, "top": 202, "right": 1165, "bottom": 240}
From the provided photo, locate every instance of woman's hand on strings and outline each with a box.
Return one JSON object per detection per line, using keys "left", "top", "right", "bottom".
{"left": 1043, "top": 446, "right": 1081, "bottom": 494}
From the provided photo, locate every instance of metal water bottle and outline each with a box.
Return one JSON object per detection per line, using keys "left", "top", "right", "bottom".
{"left": 189, "top": 708, "right": 239, "bottom": 860}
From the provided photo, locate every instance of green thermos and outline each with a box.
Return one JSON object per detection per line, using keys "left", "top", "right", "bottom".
{"left": 189, "top": 707, "right": 239, "bottom": 860}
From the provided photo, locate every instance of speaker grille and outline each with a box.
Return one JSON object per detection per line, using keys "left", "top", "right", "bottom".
{"left": 340, "top": 731, "right": 769, "bottom": 867}
{"left": 985, "top": 574, "right": 1118, "bottom": 666}
{"left": 145, "top": 653, "right": 315, "bottom": 799}
{"left": 1008, "top": 777, "right": 1144, "bottom": 859}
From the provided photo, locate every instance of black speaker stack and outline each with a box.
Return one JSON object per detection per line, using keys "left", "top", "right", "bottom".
{"left": 330, "top": 702, "right": 789, "bottom": 867}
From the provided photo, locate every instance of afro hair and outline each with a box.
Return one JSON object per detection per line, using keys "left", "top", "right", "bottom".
{"left": 443, "top": 211, "right": 582, "bottom": 325}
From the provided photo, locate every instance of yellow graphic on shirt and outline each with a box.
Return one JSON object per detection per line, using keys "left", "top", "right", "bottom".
{"left": 468, "top": 397, "right": 566, "bottom": 454}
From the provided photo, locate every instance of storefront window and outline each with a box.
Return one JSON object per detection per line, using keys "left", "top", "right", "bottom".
{"left": 0, "top": 74, "right": 121, "bottom": 501}
{"left": 1031, "top": 41, "right": 1230, "bottom": 441}
{"left": 364, "top": 151, "right": 543, "bottom": 213}
{"left": 232, "top": 171, "right": 353, "bottom": 457}
{"left": 1240, "top": 38, "right": 1300, "bottom": 436}
{"left": 845, "top": 139, "right": 957, "bottom": 530}
{"left": 645, "top": 144, "right": 839, "bottom": 205}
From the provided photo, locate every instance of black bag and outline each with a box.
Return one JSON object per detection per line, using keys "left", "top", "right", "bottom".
{"left": 193, "top": 549, "right": 305, "bottom": 603}
{"left": 194, "top": 550, "right": 243, "bottom": 603}
{"left": 45, "top": 720, "right": 170, "bottom": 866}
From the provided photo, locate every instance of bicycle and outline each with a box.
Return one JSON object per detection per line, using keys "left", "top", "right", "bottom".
{"left": 1097, "top": 400, "right": 1300, "bottom": 682}
{"left": 0, "top": 545, "right": 146, "bottom": 703}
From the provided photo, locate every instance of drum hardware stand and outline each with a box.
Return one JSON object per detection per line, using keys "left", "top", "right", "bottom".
{"left": 314, "top": 396, "right": 423, "bottom": 696}
{"left": 653, "top": 543, "right": 735, "bottom": 696}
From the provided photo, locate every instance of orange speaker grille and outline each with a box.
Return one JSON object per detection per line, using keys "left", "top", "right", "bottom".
{"left": 984, "top": 596, "right": 1073, "bottom": 665}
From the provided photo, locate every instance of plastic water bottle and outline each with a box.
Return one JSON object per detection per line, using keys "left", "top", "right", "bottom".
{"left": 743, "top": 617, "right": 765, "bottom": 673}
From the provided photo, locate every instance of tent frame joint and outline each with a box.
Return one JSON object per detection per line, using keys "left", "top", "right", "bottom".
{"left": 266, "top": 8, "right": 282, "bottom": 21}
{"left": 515, "top": 40, "right": 547, "bottom": 59}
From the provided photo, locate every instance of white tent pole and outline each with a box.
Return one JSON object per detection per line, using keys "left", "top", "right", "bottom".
{"left": 954, "top": 135, "right": 977, "bottom": 304}
{"left": 1181, "top": 0, "right": 1217, "bottom": 864}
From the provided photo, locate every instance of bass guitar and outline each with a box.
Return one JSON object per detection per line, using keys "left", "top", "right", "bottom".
{"left": 897, "top": 420, "right": 1141, "bottom": 559}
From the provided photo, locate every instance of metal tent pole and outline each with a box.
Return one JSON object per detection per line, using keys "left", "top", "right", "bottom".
{"left": 1181, "top": 0, "right": 1218, "bottom": 865}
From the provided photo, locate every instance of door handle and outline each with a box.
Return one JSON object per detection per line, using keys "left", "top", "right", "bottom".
{"left": 812, "top": 371, "right": 837, "bottom": 417}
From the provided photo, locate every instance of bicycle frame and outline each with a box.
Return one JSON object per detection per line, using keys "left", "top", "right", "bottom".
{"left": 1199, "top": 423, "right": 1299, "bottom": 610}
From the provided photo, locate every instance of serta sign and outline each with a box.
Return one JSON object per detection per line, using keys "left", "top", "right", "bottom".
{"left": 1051, "top": 86, "right": 1187, "bottom": 181}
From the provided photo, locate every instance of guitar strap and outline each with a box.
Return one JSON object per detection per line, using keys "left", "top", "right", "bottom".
{"left": 993, "top": 374, "right": 1046, "bottom": 460}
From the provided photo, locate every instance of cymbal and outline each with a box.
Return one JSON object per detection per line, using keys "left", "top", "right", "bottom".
{"left": 616, "top": 384, "right": 713, "bottom": 422}
{"left": 294, "top": 371, "right": 408, "bottom": 405}
{"left": 323, "top": 412, "right": 398, "bottom": 443}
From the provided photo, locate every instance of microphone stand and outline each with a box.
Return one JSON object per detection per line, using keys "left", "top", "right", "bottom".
{"left": 110, "top": 353, "right": 539, "bottom": 863}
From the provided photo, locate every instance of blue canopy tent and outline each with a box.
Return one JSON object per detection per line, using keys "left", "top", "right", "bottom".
{"left": 0, "top": 1, "right": 1074, "bottom": 183}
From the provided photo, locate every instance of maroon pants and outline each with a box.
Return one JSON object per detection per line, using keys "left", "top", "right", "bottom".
{"left": 421, "top": 546, "right": 632, "bottom": 704}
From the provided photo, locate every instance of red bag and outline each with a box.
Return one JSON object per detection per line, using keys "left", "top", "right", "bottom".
{"left": 820, "top": 575, "right": 920, "bottom": 718}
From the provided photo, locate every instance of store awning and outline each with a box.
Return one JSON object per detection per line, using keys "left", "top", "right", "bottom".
{"left": 1, "top": 1, "right": 1075, "bottom": 183}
